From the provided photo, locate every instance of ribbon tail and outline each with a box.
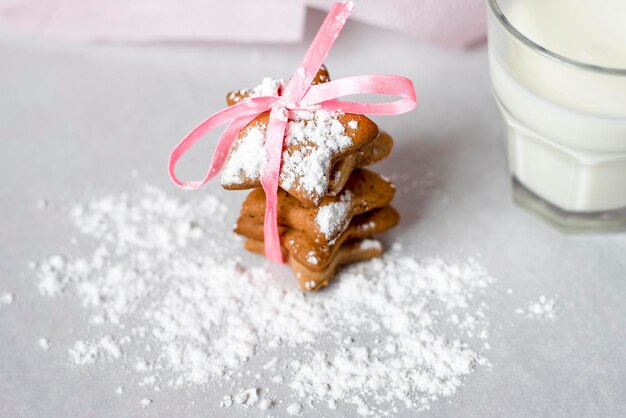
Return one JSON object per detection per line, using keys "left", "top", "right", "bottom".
{"left": 281, "top": 1, "right": 354, "bottom": 103}
{"left": 263, "top": 193, "right": 282, "bottom": 263}
{"left": 260, "top": 106, "right": 289, "bottom": 263}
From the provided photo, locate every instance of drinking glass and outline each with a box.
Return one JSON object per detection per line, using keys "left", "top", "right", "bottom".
{"left": 487, "top": 0, "right": 626, "bottom": 232}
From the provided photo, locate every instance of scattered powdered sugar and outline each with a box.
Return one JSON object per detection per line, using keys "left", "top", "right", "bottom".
{"left": 286, "top": 402, "right": 302, "bottom": 415}
{"left": 0, "top": 292, "right": 14, "bottom": 307}
{"left": 286, "top": 254, "right": 493, "bottom": 414}
{"left": 516, "top": 295, "right": 558, "bottom": 320}
{"left": 306, "top": 251, "right": 319, "bottom": 265}
{"left": 257, "top": 398, "right": 273, "bottom": 410}
{"left": 30, "top": 184, "right": 495, "bottom": 415}
{"left": 38, "top": 338, "right": 51, "bottom": 351}
{"left": 220, "top": 386, "right": 275, "bottom": 412}
{"left": 219, "top": 395, "right": 233, "bottom": 408}
{"left": 37, "top": 255, "right": 68, "bottom": 296}
{"left": 68, "top": 340, "right": 99, "bottom": 366}
{"left": 67, "top": 336, "right": 124, "bottom": 366}
{"left": 233, "top": 387, "right": 260, "bottom": 407}
{"left": 315, "top": 191, "right": 352, "bottom": 241}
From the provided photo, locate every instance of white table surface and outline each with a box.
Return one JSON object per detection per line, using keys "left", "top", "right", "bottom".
{"left": 1, "top": 9, "right": 625, "bottom": 418}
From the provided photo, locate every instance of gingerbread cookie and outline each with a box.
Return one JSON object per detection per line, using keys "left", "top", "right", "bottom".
{"left": 245, "top": 237, "right": 383, "bottom": 291}
{"left": 226, "top": 65, "right": 331, "bottom": 106}
{"left": 220, "top": 110, "right": 379, "bottom": 207}
{"left": 327, "top": 130, "right": 393, "bottom": 196}
{"left": 220, "top": 65, "right": 400, "bottom": 291}
{"left": 238, "top": 169, "right": 396, "bottom": 245}
{"left": 236, "top": 206, "right": 399, "bottom": 272}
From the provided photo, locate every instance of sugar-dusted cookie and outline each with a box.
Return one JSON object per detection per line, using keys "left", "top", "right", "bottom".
{"left": 236, "top": 206, "right": 398, "bottom": 272}
{"left": 245, "top": 238, "right": 383, "bottom": 292}
{"left": 226, "top": 65, "right": 331, "bottom": 106}
{"left": 239, "top": 169, "right": 396, "bottom": 245}
{"left": 327, "top": 130, "right": 393, "bottom": 196}
{"left": 220, "top": 110, "right": 379, "bottom": 208}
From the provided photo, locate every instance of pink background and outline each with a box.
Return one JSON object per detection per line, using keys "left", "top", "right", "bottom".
{"left": 0, "top": 0, "right": 486, "bottom": 47}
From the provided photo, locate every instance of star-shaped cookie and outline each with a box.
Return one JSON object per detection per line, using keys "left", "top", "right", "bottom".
{"left": 238, "top": 169, "right": 396, "bottom": 245}
{"left": 219, "top": 66, "right": 381, "bottom": 208}
{"left": 244, "top": 237, "right": 384, "bottom": 292}
{"left": 236, "top": 205, "right": 399, "bottom": 272}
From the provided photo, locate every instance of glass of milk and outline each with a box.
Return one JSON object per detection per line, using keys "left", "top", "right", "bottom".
{"left": 487, "top": 0, "right": 626, "bottom": 232}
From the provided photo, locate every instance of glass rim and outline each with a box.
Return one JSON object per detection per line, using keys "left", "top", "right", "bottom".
{"left": 488, "top": 0, "right": 626, "bottom": 75}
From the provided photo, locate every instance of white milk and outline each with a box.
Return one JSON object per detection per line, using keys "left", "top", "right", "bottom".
{"left": 488, "top": 0, "right": 626, "bottom": 212}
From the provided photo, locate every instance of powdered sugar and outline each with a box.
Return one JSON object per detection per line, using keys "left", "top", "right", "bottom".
{"left": 257, "top": 398, "right": 273, "bottom": 410}
{"left": 0, "top": 292, "right": 14, "bottom": 306}
{"left": 250, "top": 77, "right": 284, "bottom": 98}
{"left": 30, "top": 184, "right": 495, "bottom": 415}
{"left": 220, "top": 124, "right": 267, "bottom": 186}
{"left": 37, "top": 255, "right": 67, "bottom": 296}
{"left": 38, "top": 338, "right": 51, "bottom": 351}
{"left": 221, "top": 110, "right": 354, "bottom": 202}
{"left": 68, "top": 335, "right": 123, "bottom": 366}
{"left": 281, "top": 110, "right": 353, "bottom": 197}
{"left": 283, "top": 255, "right": 493, "bottom": 413}
{"left": 227, "top": 77, "right": 284, "bottom": 103}
{"left": 359, "top": 238, "right": 382, "bottom": 250}
{"left": 517, "top": 295, "right": 558, "bottom": 320}
{"left": 286, "top": 402, "right": 302, "bottom": 415}
{"left": 221, "top": 387, "right": 275, "bottom": 411}
{"left": 233, "top": 387, "right": 259, "bottom": 407}
{"left": 315, "top": 191, "right": 352, "bottom": 241}
{"left": 68, "top": 340, "right": 99, "bottom": 366}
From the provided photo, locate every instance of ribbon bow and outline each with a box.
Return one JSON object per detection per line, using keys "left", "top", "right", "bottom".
{"left": 168, "top": 1, "right": 417, "bottom": 263}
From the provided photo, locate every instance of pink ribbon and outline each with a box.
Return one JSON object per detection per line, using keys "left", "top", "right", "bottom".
{"left": 168, "top": 1, "right": 417, "bottom": 263}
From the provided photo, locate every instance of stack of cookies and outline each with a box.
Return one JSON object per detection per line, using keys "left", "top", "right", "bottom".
{"left": 221, "top": 66, "right": 399, "bottom": 291}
